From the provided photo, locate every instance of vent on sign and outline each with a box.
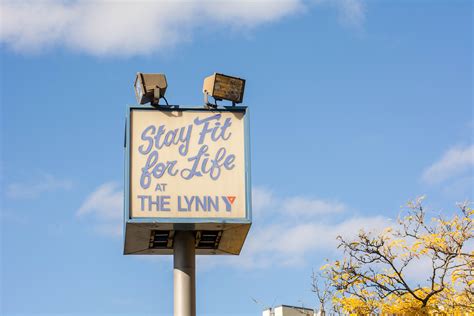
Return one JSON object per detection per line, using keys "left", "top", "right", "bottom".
{"left": 149, "top": 230, "right": 173, "bottom": 249}
{"left": 196, "top": 231, "right": 222, "bottom": 249}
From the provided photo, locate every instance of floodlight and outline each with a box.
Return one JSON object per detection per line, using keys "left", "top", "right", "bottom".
{"left": 134, "top": 73, "right": 168, "bottom": 105}
{"left": 203, "top": 73, "right": 245, "bottom": 106}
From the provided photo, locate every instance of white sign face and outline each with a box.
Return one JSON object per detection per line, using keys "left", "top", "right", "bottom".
{"left": 129, "top": 109, "right": 247, "bottom": 219}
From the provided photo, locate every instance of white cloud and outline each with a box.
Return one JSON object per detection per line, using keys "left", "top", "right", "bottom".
{"left": 202, "top": 214, "right": 389, "bottom": 269}
{"left": 282, "top": 196, "right": 347, "bottom": 216}
{"left": 200, "top": 186, "right": 388, "bottom": 268}
{"left": 248, "top": 216, "right": 388, "bottom": 266}
{"left": 335, "top": 0, "right": 365, "bottom": 28}
{"left": 6, "top": 172, "right": 72, "bottom": 199}
{"left": 252, "top": 185, "right": 347, "bottom": 219}
{"left": 76, "top": 181, "right": 123, "bottom": 237}
{"left": 252, "top": 186, "right": 275, "bottom": 214}
{"left": 422, "top": 144, "right": 474, "bottom": 185}
{"left": 0, "top": 0, "right": 365, "bottom": 56}
{"left": 77, "top": 181, "right": 122, "bottom": 219}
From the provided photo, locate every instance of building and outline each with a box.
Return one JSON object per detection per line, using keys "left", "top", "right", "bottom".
{"left": 262, "top": 305, "right": 315, "bottom": 316}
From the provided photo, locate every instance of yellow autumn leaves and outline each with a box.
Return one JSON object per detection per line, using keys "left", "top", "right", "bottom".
{"left": 316, "top": 200, "right": 473, "bottom": 315}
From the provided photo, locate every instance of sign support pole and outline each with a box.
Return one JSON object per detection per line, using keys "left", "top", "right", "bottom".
{"left": 173, "top": 231, "right": 196, "bottom": 316}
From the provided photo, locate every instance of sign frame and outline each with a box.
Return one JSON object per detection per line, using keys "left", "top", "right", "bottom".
{"left": 123, "top": 105, "right": 252, "bottom": 255}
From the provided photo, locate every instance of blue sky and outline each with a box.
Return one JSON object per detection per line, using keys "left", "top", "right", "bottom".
{"left": 1, "top": 0, "right": 472, "bottom": 315}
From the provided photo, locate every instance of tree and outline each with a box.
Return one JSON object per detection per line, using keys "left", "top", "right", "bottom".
{"left": 318, "top": 198, "right": 473, "bottom": 315}
{"left": 311, "top": 269, "right": 335, "bottom": 315}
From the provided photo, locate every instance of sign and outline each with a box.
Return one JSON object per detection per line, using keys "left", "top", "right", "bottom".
{"left": 130, "top": 109, "right": 247, "bottom": 218}
{"left": 124, "top": 106, "right": 251, "bottom": 255}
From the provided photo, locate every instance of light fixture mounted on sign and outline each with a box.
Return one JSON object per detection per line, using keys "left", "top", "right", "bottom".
{"left": 203, "top": 72, "right": 245, "bottom": 107}
{"left": 134, "top": 73, "right": 168, "bottom": 106}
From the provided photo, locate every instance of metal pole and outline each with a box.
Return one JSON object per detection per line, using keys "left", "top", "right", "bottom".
{"left": 173, "top": 231, "right": 196, "bottom": 316}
